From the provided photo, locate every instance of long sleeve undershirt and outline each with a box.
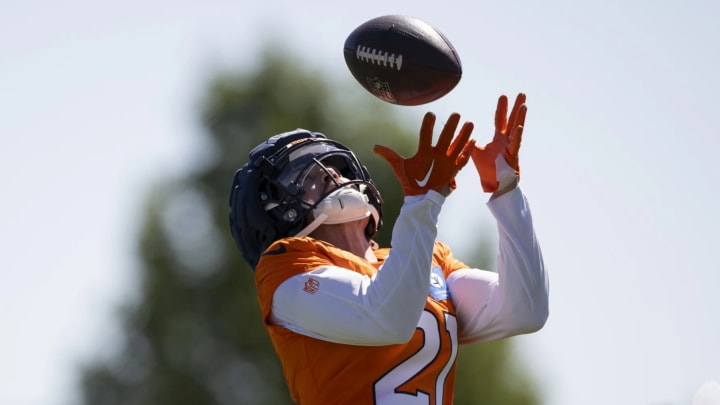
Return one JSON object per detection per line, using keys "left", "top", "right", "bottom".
{"left": 269, "top": 187, "right": 548, "bottom": 346}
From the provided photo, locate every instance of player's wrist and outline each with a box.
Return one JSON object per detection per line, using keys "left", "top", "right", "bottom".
{"left": 489, "top": 176, "right": 519, "bottom": 200}
{"left": 492, "top": 154, "right": 519, "bottom": 193}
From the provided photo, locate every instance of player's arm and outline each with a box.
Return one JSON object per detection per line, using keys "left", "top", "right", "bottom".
{"left": 270, "top": 191, "right": 443, "bottom": 346}
{"left": 270, "top": 113, "right": 474, "bottom": 346}
{"left": 447, "top": 183, "right": 549, "bottom": 343}
{"left": 448, "top": 93, "right": 549, "bottom": 343}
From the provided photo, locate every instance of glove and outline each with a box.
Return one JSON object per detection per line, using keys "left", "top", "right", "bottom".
{"left": 374, "top": 112, "right": 475, "bottom": 196}
{"left": 471, "top": 93, "right": 527, "bottom": 193}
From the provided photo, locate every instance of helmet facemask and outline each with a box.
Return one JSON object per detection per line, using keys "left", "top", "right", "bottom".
{"left": 259, "top": 140, "right": 382, "bottom": 238}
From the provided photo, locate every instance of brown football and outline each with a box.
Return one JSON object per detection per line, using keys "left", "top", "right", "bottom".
{"left": 343, "top": 15, "right": 462, "bottom": 106}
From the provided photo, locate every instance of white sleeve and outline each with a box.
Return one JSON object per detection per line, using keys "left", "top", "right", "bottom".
{"left": 269, "top": 191, "right": 445, "bottom": 346}
{"left": 447, "top": 186, "right": 549, "bottom": 344}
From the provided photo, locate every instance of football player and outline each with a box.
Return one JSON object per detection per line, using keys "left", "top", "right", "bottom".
{"left": 229, "top": 93, "right": 549, "bottom": 404}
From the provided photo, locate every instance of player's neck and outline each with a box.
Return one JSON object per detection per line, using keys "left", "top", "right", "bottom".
{"left": 310, "top": 222, "right": 377, "bottom": 263}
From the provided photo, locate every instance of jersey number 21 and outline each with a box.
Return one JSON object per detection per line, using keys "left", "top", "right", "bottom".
{"left": 373, "top": 310, "right": 459, "bottom": 405}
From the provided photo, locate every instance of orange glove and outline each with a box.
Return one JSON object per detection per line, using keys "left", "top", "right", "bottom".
{"left": 374, "top": 112, "right": 475, "bottom": 196}
{"left": 471, "top": 93, "right": 527, "bottom": 193}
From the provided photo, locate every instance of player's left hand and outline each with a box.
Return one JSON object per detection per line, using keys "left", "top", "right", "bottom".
{"left": 471, "top": 93, "right": 527, "bottom": 194}
{"left": 374, "top": 112, "right": 475, "bottom": 196}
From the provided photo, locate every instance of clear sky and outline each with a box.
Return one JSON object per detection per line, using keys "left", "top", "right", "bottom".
{"left": 1, "top": 0, "right": 719, "bottom": 404}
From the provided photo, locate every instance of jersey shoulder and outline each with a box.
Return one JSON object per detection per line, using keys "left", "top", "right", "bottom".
{"left": 432, "top": 241, "right": 468, "bottom": 277}
{"left": 255, "top": 237, "right": 349, "bottom": 317}
{"left": 257, "top": 237, "right": 338, "bottom": 274}
{"left": 256, "top": 236, "right": 379, "bottom": 301}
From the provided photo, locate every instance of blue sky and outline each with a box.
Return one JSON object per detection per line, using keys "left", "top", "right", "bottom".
{"left": 1, "top": 0, "right": 719, "bottom": 404}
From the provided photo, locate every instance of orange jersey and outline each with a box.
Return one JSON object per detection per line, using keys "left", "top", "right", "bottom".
{"left": 256, "top": 237, "right": 468, "bottom": 405}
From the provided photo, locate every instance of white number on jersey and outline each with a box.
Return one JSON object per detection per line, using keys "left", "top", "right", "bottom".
{"left": 373, "top": 310, "right": 459, "bottom": 405}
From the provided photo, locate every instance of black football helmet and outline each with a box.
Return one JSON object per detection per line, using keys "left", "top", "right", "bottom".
{"left": 229, "top": 129, "right": 383, "bottom": 269}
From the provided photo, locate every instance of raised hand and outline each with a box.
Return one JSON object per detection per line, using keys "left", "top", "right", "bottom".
{"left": 471, "top": 93, "right": 527, "bottom": 193}
{"left": 374, "top": 112, "right": 475, "bottom": 196}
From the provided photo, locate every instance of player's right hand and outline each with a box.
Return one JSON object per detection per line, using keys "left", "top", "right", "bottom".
{"left": 374, "top": 112, "right": 475, "bottom": 196}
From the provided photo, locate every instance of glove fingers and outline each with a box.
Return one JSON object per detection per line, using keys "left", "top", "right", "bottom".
{"left": 447, "top": 121, "right": 474, "bottom": 161}
{"left": 373, "top": 145, "right": 402, "bottom": 168}
{"left": 495, "top": 95, "right": 509, "bottom": 135}
{"left": 516, "top": 102, "right": 528, "bottom": 128}
{"left": 418, "top": 112, "right": 437, "bottom": 154}
{"left": 508, "top": 125, "right": 524, "bottom": 154}
{"left": 435, "top": 112, "right": 460, "bottom": 152}
{"left": 456, "top": 138, "right": 476, "bottom": 167}
{"left": 505, "top": 125, "right": 523, "bottom": 170}
{"left": 506, "top": 103, "right": 526, "bottom": 170}
{"left": 507, "top": 93, "right": 527, "bottom": 131}
{"left": 508, "top": 104, "right": 527, "bottom": 150}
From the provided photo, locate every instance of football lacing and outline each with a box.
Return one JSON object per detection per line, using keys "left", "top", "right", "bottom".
{"left": 356, "top": 45, "right": 403, "bottom": 71}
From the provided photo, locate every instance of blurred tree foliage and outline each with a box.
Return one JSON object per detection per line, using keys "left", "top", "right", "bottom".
{"left": 78, "top": 46, "right": 542, "bottom": 405}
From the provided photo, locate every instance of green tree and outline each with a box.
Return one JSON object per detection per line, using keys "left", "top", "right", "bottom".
{"left": 78, "top": 46, "right": 542, "bottom": 405}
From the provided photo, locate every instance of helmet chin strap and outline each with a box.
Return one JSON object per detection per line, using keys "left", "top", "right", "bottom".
{"left": 295, "top": 186, "right": 372, "bottom": 237}
{"left": 295, "top": 213, "right": 329, "bottom": 237}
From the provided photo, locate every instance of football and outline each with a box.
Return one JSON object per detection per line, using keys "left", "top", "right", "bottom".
{"left": 343, "top": 15, "right": 462, "bottom": 106}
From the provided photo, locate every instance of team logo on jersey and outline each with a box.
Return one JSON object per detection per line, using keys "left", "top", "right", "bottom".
{"left": 303, "top": 277, "right": 320, "bottom": 294}
{"left": 429, "top": 266, "right": 450, "bottom": 301}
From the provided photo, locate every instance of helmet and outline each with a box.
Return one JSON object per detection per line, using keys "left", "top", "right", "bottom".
{"left": 229, "top": 129, "right": 383, "bottom": 269}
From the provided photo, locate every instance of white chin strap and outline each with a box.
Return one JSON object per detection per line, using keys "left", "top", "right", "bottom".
{"left": 295, "top": 186, "right": 377, "bottom": 237}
